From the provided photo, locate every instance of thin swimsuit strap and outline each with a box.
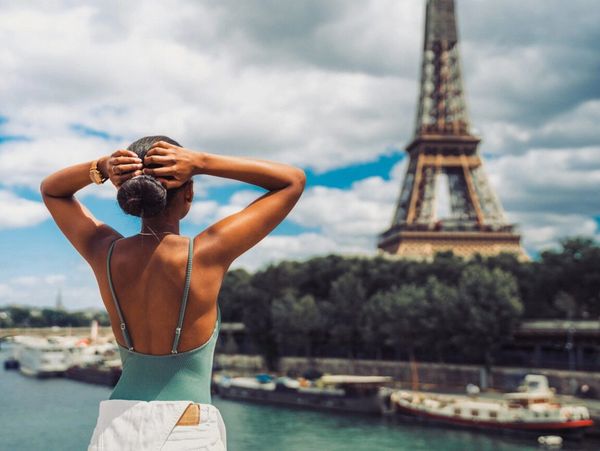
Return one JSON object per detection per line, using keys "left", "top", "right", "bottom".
{"left": 106, "top": 236, "right": 194, "bottom": 354}
{"left": 171, "top": 237, "right": 194, "bottom": 354}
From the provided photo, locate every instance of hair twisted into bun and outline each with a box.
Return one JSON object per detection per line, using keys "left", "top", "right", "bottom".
{"left": 117, "top": 174, "right": 167, "bottom": 217}
{"left": 117, "top": 135, "right": 182, "bottom": 218}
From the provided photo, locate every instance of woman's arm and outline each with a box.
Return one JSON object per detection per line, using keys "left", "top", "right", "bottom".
{"left": 40, "top": 151, "right": 142, "bottom": 263}
{"left": 143, "top": 141, "right": 306, "bottom": 268}
{"left": 196, "top": 153, "right": 305, "bottom": 190}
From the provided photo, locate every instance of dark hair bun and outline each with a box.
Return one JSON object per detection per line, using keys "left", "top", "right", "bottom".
{"left": 117, "top": 175, "right": 167, "bottom": 217}
{"left": 116, "top": 135, "right": 182, "bottom": 217}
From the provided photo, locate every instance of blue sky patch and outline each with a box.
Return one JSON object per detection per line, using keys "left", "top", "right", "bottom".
{"left": 0, "top": 134, "right": 30, "bottom": 144}
{"left": 305, "top": 151, "right": 404, "bottom": 189}
{"left": 70, "top": 124, "right": 121, "bottom": 141}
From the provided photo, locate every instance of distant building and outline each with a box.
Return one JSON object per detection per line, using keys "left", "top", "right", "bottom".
{"left": 55, "top": 289, "right": 65, "bottom": 311}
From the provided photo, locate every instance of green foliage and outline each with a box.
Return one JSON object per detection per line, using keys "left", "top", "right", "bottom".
{"left": 0, "top": 306, "right": 110, "bottom": 328}
{"left": 367, "top": 284, "right": 427, "bottom": 358}
{"left": 241, "top": 283, "right": 279, "bottom": 370}
{"left": 326, "top": 271, "right": 368, "bottom": 358}
{"left": 218, "top": 268, "right": 252, "bottom": 322}
{"left": 216, "top": 235, "right": 598, "bottom": 366}
{"left": 535, "top": 237, "right": 600, "bottom": 318}
{"left": 420, "top": 276, "right": 460, "bottom": 360}
{"left": 272, "top": 291, "right": 323, "bottom": 357}
{"left": 453, "top": 265, "right": 523, "bottom": 367}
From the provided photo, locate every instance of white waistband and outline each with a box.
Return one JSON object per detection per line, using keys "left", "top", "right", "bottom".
{"left": 99, "top": 400, "right": 220, "bottom": 420}
{"left": 89, "top": 400, "right": 226, "bottom": 450}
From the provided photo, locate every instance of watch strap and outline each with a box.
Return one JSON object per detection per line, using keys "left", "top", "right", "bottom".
{"left": 90, "top": 160, "right": 108, "bottom": 184}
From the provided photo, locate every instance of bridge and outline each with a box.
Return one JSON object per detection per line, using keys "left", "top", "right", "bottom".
{"left": 0, "top": 323, "right": 248, "bottom": 353}
{"left": 0, "top": 326, "right": 114, "bottom": 341}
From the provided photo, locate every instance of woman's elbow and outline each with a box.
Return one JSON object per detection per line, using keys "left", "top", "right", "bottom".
{"left": 39, "top": 178, "right": 49, "bottom": 197}
{"left": 39, "top": 177, "right": 60, "bottom": 200}
{"left": 291, "top": 167, "right": 306, "bottom": 191}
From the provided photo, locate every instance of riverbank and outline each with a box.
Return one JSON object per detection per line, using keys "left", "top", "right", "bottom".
{"left": 216, "top": 354, "right": 600, "bottom": 437}
{"left": 216, "top": 354, "right": 600, "bottom": 394}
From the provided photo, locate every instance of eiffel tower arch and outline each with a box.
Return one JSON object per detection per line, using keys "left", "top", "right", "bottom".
{"left": 378, "top": 0, "right": 527, "bottom": 260}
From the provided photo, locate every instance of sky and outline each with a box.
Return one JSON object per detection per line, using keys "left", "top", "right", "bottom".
{"left": 0, "top": 0, "right": 599, "bottom": 310}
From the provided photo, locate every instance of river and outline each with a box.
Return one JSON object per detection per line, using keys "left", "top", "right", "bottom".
{"left": 0, "top": 346, "right": 593, "bottom": 450}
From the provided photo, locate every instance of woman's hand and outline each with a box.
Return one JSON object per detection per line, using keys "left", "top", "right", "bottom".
{"left": 142, "top": 141, "right": 198, "bottom": 189}
{"left": 100, "top": 150, "right": 144, "bottom": 188}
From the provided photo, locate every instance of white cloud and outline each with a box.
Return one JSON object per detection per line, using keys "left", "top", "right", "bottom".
{"left": 537, "top": 100, "right": 600, "bottom": 146}
{"left": 0, "top": 136, "right": 117, "bottom": 190}
{"left": 0, "top": 283, "right": 10, "bottom": 298}
{"left": 10, "top": 274, "right": 66, "bottom": 287}
{"left": 0, "top": 190, "right": 49, "bottom": 229}
{"left": 487, "top": 146, "right": 600, "bottom": 215}
{"left": 187, "top": 189, "right": 265, "bottom": 227}
{"left": 187, "top": 199, "right": 221, "bottom": 225}
{"left": 0, "top": 0, "right": 598, "bottom": 271}
{"left": 509, "top": 212, "right": 599, "bottom": 252}
{"left": 231, "top": 232, "right": 349, "bottom": 272}
{"left": 290, "top": 174, "right": 400, "bottom": 246}
{"left": 204, "top": 160, "right": 408, "bottom": 270}
{"left": 0, "top": 0, "right": 415, "bottom": 195}
{"left": 0, "top": 269, "right": 102, "bottom": 309}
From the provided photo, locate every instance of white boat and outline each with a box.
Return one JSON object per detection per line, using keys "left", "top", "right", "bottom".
{"left": 3, "top": 335, "right": 35, "bottom": 369}
{"left": 65, "top": 340, "right": 119, "bottom": 367}
{"left": 18, "top": 336, "right": 77, "bottom": 377}
{"left": 13, "top": 321, "right": 117, "bottom": 377}
{"left": 386, "top": 375, "right": 593, "bottom": 437}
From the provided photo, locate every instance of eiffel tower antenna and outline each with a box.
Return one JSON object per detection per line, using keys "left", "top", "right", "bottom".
{"left": 378, "top": 0, "right": 527, "bottom": 260}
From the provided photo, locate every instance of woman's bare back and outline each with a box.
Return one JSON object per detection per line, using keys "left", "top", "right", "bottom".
{"left": 40, "top": 139, "right": 305, "bottom": 355}
{"left": 95, "top": 233, "right": 224, "bottom": 355}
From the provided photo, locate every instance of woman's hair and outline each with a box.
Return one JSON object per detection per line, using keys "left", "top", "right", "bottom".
{"left": 117, "top": 135, "right": 182, "bottom": 218}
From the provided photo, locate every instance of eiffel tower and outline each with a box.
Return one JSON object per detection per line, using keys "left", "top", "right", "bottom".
{"left": 378, "top": 0, "right": 527, "bottom": 260}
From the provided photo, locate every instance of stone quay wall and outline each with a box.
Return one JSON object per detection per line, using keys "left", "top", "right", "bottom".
{"left": 216, "top": 354, "right": 600, "bottom": 397}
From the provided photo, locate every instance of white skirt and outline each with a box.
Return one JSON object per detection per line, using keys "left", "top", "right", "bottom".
{"left": 88, "top": 400, "right": 227, "bottom": 451}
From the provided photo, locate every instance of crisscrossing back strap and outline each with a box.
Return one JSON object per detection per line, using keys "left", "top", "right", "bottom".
{"left": 106, "top": 237, "right": 195, "bottom": 354}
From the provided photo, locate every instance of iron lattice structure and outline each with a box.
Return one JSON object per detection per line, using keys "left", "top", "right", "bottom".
{"left": 378, "top": 0, "right": 527, "bottom": 260}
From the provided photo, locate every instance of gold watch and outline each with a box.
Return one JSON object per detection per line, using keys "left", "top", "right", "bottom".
{"left": 90, "top": 160, "right": 108, "bottom": 184}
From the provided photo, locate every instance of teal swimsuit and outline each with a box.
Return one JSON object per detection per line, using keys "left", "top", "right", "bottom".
{"left": 106, "top": 236, "right": 220, "bottom": 404}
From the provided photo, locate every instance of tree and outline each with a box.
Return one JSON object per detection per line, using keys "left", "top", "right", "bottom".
{"left": 539, "top": 237, "right": 600, "bottom": 318}
{"left": 271, "top": 291, "right": 323, "bottom": 357}
{"left": 7, "top": 306, "right": 31, "bottom": 326}
{"left": 425, "top": 251, "right": 466, "bottom": 286}
{"left": 367, "top": 284, "right": 433, "bottom": 361}
{"left": 326, "top": 271, "right": 367, "bottom": 358}
{"left": 218, "top": 268, "right": 252, "bottom": 322}
{"left": 240, "top": 261, "right": 304, "bottom": 370}
{"left": 240, "top": 283, "right": 279, "bottom": 370}
{"left": 41, "top": 308, "right": 71, "bottom": 327}
{"left": 298, "top": 254, "right": 354, "bottom": 299}
{"left": 420, "top": 276, "right": 459, "bottom": 362}
{"left": 453, "top": 265, "right": 523, "bottom": 371}
{"left": 361, "top": 292, "right": 391, "bottom": 360}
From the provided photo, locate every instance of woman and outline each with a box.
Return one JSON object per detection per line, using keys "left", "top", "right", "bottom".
{"left": 40, "top": 136, "right": 306, "bottom": 450}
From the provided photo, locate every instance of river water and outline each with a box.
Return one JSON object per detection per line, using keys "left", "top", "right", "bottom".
{"left": 0, "top": 346, "right": 594, "bottom": 450}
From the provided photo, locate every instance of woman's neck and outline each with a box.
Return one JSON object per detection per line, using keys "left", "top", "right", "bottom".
{"left": 140, "top": 218, "right": 180, "bottom": 236}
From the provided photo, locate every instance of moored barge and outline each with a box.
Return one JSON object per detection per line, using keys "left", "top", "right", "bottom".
{"left": 217, "top": 374, "right": 392, "bottom": 415}
{"left": 385, "top": 375, "right": 593, "bottom": 438}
